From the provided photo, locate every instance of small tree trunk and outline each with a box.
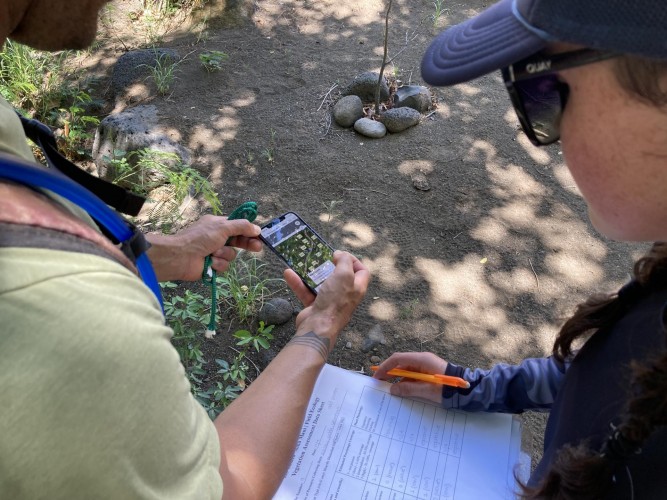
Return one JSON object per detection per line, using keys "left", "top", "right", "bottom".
{"left": 374, "top": 0, "right": 393, "bottom": 116}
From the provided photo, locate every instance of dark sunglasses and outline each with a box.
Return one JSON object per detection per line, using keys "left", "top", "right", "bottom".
{"left": 502, "top": 48, "right": 618, "bottom": 146}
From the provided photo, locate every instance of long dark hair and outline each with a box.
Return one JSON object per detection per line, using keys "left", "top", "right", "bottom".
{"left": 523, "top": 55, "right": 667, "bottom": 499}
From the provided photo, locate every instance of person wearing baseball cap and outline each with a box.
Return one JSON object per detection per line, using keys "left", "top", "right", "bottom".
{"left": 375, "top": 1, "right": 667, "bottom": 497}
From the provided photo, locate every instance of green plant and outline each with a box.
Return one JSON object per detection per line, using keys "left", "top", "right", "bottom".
{"left": 161, "top": 256, "right": 281, "bottom": 419}
{"left": 391, "top": 63, "right": 401, "bottom": 81}
{"left": 197, "top": 381, "right": 243, "bottom": 418}
{"left": 216, "top": 357, "right": 249, "bottom": 384}
{"left": 161, "top": 282, "right": 247, "bottom": 419}
{"left": 53, "top": 91, "right": 101, "bottom": 159}
{"left": 244, "top": 149, "right": 255, "bottom": 165}
{"left": 199, "top": 50, "right": 229, "bottom": 72}
{"left": 234, "top": 321, "right": 275, "bottom": 352}
{"left": 432, "top": 0, "right": 445, "bottom": 27}
{"left": 142, "top": 53, "right": 179, "bottom": 95}
{"left": 399, "top": 298, "right": 420, "bottom": 320}
{"left": 107, "top": 148, "right": 222, "bottom": 227}
{"left": 0, "top": 40, "right": 73, "bottom": 119}
{"left": 208, "top": 321, "right": 275, "bottom": 417}
{"left": 161, "top": 283, "right": 214, "bottom": 401}
{"left": 193, "top": 16, "right": 211, "bottom": 44}
{"left": 261, "top": 128, "right": 277, "bottom": 165}
{"left": 217, "top": 253, "right": 279, "bottom": 325}
{"left": 321, "top": 199, "right": 343, "bottom": 222}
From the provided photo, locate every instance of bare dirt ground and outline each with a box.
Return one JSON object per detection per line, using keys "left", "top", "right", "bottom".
{"left": 88, "top": 0, "right": 648, "bottom": 466}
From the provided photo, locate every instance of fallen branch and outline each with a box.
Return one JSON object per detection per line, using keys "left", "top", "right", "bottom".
{"left": 317, "top": 83, "right": 338, "bottom": 111}
{"left": 529, "top": 258, "right": 540, "bottom": 289}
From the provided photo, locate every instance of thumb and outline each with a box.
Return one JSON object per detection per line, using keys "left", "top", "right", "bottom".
{"left": 221, "top": 219, "right": 261, "bottom": 238}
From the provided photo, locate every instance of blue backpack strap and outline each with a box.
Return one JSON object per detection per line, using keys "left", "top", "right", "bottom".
{"left": 0, "top": 152, "right": 163, "bottom": 310}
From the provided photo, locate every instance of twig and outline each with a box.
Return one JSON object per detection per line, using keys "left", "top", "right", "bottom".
{"left": 317, "top": 83, "right": 338, "bottom": 111}
{"left": 385, "top": 20, "right": 426, "bottom": 66}
{"left": 375, "top": 0, "right": 393, "bottom": 115}
{"left": 228, "top": 346, "right": 262, "bottom": 377}
{"left": 421, "top": 332, "right": 444, "bottom": 345}
{"left": 529, "top": 258, "right": 540, "bottom": 289}
{"left": 343, "top": 187, "right": 389, "bottom": 196}
{"left": 320, "top": 112, "right": 332, "bottom": 138}
{"left": 424, "top": 110, "right": 437, "bottom": 119}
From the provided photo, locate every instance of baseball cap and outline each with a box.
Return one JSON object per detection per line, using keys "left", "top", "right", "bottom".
{"left": 422, "top": 0, "right": 667, "bottom": 86}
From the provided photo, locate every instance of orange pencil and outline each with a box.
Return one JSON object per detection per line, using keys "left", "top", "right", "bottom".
{"left": 370, "top": 366, "right": 470, "bottom": 389}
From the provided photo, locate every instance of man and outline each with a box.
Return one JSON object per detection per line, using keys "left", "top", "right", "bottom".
{"left": 0, "top": 1, "right": 370, "bottom": 498}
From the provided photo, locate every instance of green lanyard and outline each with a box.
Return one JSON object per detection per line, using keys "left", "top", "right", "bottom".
{"left": 202, "top": 202, "right": 258, "bottom": 336}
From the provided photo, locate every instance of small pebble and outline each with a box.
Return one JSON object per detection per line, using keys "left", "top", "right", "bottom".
{"left": 370, "top": 355, "right": 381, "bottom": 364}
{"left": 345, "top": 341, "right": 352, "bottom": 349}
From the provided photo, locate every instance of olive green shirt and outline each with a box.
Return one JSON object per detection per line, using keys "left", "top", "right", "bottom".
{"left": 0, "top": 97, "right": 222, "bottom": 499}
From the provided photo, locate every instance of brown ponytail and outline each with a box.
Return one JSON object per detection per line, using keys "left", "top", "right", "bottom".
{"left": 521, "top": 242, "right": 667, "bottom": 499}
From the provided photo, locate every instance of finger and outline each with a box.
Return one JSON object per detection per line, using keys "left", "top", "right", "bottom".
{"left": 332, "top": 250, "right": 354, "bottom": 274}
{"left": 372, "top": 352, "right": 413, "bottom": 379}
{"left": 210, "top": 251, "right": 241, "bottom": 277}
{"left": 217, "top": 220, "right": 262, "bottom": 239}
{"left": 373, "top": 352, "right": 446, "bottom": 379}
{"left": 329, "top": 251, "right": 359, "bottom": 287}
{"left": 284, "top": 269, "right": 315, "bottom": 306}
{"left": 389, "top": 380, "right": 442, "bottom": 404}
{"left": 210, "top": 256, "right": 232, "bottom": 273}
{"left": 353, "top": 261, "right": 370, "bottom": 295}
{"left": 226, "top": 235, "right": 263, "bottom": 252}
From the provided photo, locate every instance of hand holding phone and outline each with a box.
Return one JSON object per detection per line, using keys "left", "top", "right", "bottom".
{"left": 260, "top": 212, "right": 335, "bottom": 294}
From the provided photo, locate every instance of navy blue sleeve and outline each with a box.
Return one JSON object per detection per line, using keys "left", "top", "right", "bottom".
{"left": 441, "top": 356, "right": 568, "bottom": 413}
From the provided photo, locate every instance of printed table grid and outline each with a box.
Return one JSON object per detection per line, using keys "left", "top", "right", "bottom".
{"left": 330, "top": 386, "right": 468, "bottom": 500}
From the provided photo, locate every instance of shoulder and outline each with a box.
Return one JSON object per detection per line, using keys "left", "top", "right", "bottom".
{"left": 0, "top": 247, "right": 222, "bottom": 498}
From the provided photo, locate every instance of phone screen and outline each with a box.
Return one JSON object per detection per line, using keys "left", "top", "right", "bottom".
{"left": 260, "top": 212, "right": 335, "bottom": 293}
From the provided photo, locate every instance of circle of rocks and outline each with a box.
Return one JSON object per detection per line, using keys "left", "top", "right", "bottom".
{"left": 332, "top": 73, "right": 433, "bottom": 139}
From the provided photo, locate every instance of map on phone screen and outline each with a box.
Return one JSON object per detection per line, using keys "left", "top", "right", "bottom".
{"left": 262, "top": 213, "right": 335, "bottom": 292}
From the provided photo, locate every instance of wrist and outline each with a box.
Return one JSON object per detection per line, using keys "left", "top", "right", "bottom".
{"left": 296, "top": 313, "right": 340, "bottom": 341}
{"left": 145, "top": 232, "right": 185, "bottom": 281}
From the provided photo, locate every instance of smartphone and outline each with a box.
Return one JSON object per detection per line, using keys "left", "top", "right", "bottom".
{"left": 260, "top": 212, "right": 335, "bottom": 294}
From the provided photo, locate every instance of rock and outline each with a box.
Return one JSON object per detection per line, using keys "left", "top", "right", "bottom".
{"left": 333, "top": 95, "right": 364, "bottom": 127}
{"left": 345, "top": 341, "right": 353, "bottom": 349}
{"left": 370, "top": 355, "right": 381, "bottom": 364}
{"left": 257, "top": 298, "right": 293, "bottom": 326}
{"left": 362, "top": 324, "right": 385, "bottom": 352}
{"left": 111, "top": 48, "right": 179, "bottom": 102}
{"left": 190, "top": 0, "right": 255, "bottom": 29}
{"left": 412, "top": 172, "right": 431, "bottom": 191}
{"left": 92, "top": 105, "right": 191, "bottom": 182}
{"left": 378, "top": 107, "right": 421, "bottom": 133}
{"left": 342, "top": 72, "right": 389, "bottom": 102}
{"left": 393, "top": 85, "right": 432, "bottom": 113}
{"left": 353, "top": 118, "right": 386, "bottom": 139}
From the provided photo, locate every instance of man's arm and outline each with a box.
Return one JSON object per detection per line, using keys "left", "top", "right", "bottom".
{"left": 214, "top": 251, "right": 369, "bottom": 499}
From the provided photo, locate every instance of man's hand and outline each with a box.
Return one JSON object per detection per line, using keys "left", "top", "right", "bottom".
{"left": 373, "top": 352, "right": 448, "bottom": 404}
{"left": 215, "top": 250, "right": 369, "bottom": 499}
{"left": 284, "top": 250, "right": 370, "bottom": 349}
{"left": 146, "top": 215, "right": 262, "bottom": 282}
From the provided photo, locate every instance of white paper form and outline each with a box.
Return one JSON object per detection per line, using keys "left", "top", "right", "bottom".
{"left": 274, "top": 364, "right": 520, "bottom": 500}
